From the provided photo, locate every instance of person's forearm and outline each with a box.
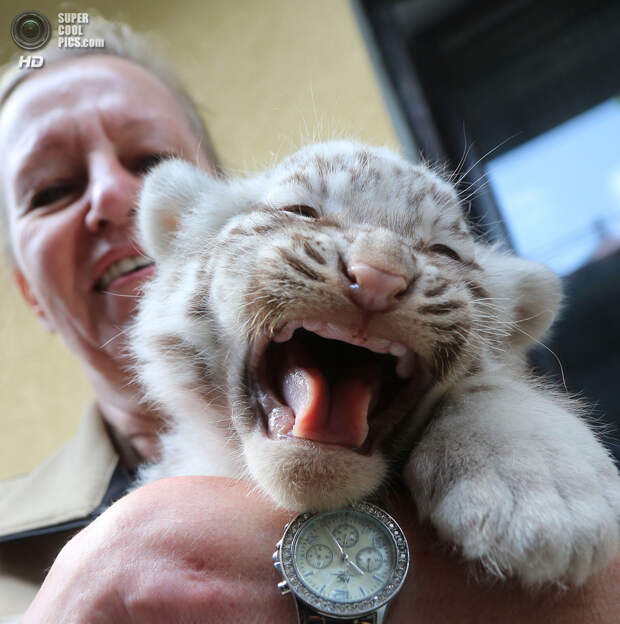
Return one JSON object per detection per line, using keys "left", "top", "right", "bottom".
{"left": 23, "top": 477, "right": 620, "bottom": 623}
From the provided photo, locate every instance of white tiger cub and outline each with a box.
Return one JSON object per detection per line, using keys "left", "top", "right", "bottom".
{"left": 132, "top": 141, "right": 620, "bottom": 588}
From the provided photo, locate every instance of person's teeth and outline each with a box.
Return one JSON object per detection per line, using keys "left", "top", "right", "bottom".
{"left": 97, "top": 256, "right": 152, "bottom": 289}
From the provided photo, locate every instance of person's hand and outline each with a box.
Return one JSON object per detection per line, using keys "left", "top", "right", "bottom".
{"left": 22, "top": 477, "right": 296, "bottom": 623}
{"left": 22, "top": 477, "right": 620, "bottom": 623}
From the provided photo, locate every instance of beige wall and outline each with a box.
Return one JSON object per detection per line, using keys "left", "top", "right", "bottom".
{"left": 0, "top": 0, "right": 399, "bottom": 479}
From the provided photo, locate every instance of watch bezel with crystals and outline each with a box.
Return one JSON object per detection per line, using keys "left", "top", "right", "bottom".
{"left": 276, "top": 502, "right": 410, "bottom": 619}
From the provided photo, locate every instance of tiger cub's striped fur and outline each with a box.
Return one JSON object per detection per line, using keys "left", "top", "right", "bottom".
{"left": 133, "top": 141, "right": 619, "bottom": 587}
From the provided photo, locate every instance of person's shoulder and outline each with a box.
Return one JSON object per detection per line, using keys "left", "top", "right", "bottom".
{"left": 0, "top": 405, "right": 133, "bottom": 620}
{"left": 0, "top": 404, "right": 119, "bottom": 542}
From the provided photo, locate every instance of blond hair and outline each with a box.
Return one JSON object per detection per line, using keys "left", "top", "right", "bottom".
{"left": 0, "top": 15, "right": 219, "bottom": 257}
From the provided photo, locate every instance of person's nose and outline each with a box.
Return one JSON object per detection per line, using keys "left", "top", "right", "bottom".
{"left": 84, "top": 153, "right": 141, "bottom": 232}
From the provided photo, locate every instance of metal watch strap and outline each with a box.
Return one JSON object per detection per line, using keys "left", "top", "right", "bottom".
{"left": 295, "top": 600, "right": 386, "bottom": 624}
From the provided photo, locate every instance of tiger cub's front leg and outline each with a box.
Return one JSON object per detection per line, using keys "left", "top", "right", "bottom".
{"left": 404, "top": 374, "right": 620, "bottom": 587}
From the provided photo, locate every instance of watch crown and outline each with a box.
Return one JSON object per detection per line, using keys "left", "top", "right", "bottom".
{"left": 277, "top": 580, "right": 290, "bottom": 595}
{"left": 272, "top": 551, "right": 279, "bottom": 563}
{"left": 273, "top": 561, "right": 282, "bottom": 572}
{"left": 275, "top": 539, "right": 283, "bottom": 549}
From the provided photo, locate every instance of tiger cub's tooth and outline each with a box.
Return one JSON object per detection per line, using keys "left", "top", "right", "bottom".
{"left": 368, "top": 338, "right": 390, "bottom": 353}
{"left": 273, "top": 323, "right": 296, "bottom": 343}
{"left": 389, "top": 343, "right": 407, "bottom": 357}
{"left": 325, "top": 323, "right": 343, "bottom": 340}
{"left": 396, "top": 351, "right": 416, "bottom": 378}
{"left": 302, "top": 320, "right": 321, "bottom": 332}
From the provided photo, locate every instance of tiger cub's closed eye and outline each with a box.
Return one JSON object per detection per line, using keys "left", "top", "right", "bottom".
{"left": 282, "top": 205, "right": 319, "bottom": 219}
{"left": 429, "top": 243, "right": 461, "bottom": 262}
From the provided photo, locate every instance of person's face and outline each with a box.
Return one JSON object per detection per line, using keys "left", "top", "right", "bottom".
{"left": 0, "top": 56, "right": 213, "bottom": 371}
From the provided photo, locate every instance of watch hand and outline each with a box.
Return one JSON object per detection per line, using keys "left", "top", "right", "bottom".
{"left": 326, "top": 529, "right": 346, "bottom": 559}
{"left": 344, "top": 556, "right": 365, "bottom": 576}
{"left": 325, "top": 529, "right": 365, "bottom": 574}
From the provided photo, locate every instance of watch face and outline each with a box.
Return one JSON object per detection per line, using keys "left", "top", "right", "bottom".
{"left": 278, "top": 502, "right": 409, "bottom": 618}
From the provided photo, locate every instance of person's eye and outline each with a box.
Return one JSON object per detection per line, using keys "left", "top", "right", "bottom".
{"left": 131, "top": 152, "right": 173, "bottom": 175}
{"left": 30, "top": 183, "right": 76, "bottom": 209}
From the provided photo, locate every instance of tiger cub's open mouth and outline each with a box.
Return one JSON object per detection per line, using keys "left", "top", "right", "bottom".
{"left": 250, "top": 320, "right": 429, "bottom": 452}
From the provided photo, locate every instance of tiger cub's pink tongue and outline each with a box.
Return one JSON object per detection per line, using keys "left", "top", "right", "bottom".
{"left": 279, "top": 344, "right": 372, "bottom": 448}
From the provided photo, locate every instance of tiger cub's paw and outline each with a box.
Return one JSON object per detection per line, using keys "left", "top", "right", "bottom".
{"left": 406, "top": 445, "right": 620, "bottom": 587}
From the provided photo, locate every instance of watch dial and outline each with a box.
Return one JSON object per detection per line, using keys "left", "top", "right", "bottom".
{"left": 306, "top": 544, "right": 333, "bottom": 569}
{"left": 292, "top": 509, "right": 396, "bottom": 604}
{"left": 332, "top": 523, "right": 359, "bottom": 548}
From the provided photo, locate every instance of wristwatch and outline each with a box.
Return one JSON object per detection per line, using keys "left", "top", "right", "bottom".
{"left": 273, "top": 502, "right": 410, "bottom": 623}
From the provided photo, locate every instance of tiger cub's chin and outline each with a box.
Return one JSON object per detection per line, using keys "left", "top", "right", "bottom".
{"left": 242, "top": 430, "right": 388, "bottom": 511}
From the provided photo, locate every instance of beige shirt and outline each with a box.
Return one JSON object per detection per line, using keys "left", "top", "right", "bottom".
{"left": 0, "top": 405, "right": 121, "bottom": 620}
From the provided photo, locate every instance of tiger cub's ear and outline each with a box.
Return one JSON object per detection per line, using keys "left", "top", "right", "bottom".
{"left": 137, "top": 158, "right": 214, "bottom": 260}
{"left": 481, "top": 249, "right": 563, "bottom": 349}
